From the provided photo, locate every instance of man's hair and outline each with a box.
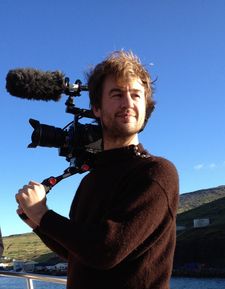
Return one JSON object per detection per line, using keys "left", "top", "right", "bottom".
{"left": 86, "top": 50, "right": 155, "bottom": 127}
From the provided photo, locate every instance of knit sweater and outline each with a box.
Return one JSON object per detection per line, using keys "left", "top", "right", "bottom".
{"left": 35, "top": 144, "right": 179, "bottom": 289}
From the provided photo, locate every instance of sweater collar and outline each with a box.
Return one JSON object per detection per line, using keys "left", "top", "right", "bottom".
{"left": 93, "top": 143, "right": 149, "bottom": 166}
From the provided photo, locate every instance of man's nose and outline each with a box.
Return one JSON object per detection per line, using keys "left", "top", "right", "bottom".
{"left": 121, "top": 92, "right": 133, "bottom": 108}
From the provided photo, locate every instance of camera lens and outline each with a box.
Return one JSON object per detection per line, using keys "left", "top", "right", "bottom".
{"left": 28, "top": 119, "right": 66, "bottom": 148}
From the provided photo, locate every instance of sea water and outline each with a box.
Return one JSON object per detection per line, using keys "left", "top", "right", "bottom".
{"left": 1, "top": 276, "right": 225, "bottom": 288}
{"left": 0, "top": 276, "right": 66, "bottom": 289}
{"left": 170, "top": 276, "right": 225, "bottom": 289}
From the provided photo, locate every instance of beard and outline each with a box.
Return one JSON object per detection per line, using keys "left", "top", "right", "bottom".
{"left": 100, "top": 110, "right": 145, "bottom": 141}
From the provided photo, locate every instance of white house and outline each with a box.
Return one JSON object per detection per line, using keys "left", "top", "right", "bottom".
{"left": 24, "top": 261, "right": 38, "bottom": 272}
{"left": 13, "top": 260, "right": 25, "bottom": 271}
{"left": 176, "top": 225, "right": 186, "bottom": 231}
{"left": 0, "top": 262, "right": 9, "bottom": 269}
{"left": 193, "top": 218, "right": 210, "bottom": 228}
{"left": 55, "top": 263, "right": 68, "bottom": 271}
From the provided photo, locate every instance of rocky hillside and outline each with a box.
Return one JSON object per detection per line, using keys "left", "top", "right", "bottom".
{"left": 178, "top": 185, "right": 225, "bottom": 213}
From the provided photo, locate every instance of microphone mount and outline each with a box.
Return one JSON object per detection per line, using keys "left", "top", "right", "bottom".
{"left": 64, "top": 77, "right": 88, "bottom": 97}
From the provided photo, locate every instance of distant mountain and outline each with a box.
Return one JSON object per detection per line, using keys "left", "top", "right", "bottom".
{"left": 178, "top": 185, "right": 225, "bottom": 214}
{"left": 175, "top": 185, "right": 225, "bottom": 268}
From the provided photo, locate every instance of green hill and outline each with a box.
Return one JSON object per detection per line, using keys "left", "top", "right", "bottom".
{"left": 175, "top": 192, "right": 225, "bottom": 267}
{"left": 177, "top": 195, "right": 225, "bottom": 229}
{"left": 178, "top": 185, "right": 225, "bottom": 213}
{"left": 2, "top": 233, "right": 61, "bottom": 264}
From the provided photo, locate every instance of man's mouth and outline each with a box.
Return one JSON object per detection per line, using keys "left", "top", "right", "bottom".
{"left": 116, "top": 113, "right": 136, "bottom": 122}
{"left": 116, "top": 111, "right": 136, "bottom": 118}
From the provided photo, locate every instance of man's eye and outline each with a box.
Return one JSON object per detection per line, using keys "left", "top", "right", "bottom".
{"left": 112, "top": 94, "right": 121, "bottom": 98}
{"left": 132, "top": 94, "right": 141, "bottom": 98}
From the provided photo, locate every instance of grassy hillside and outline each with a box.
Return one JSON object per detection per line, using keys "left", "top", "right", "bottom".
{"left": 177, "top": 195, "right": 225, "bottom": 228}
{"left": 2, "top": 232, "right": 60, "bottom": 263}
{"left": 175, "top": 195, "right": 225, "bottom": 266}
{"left": 178, "top": 185, "right": 225, "bottom": 213}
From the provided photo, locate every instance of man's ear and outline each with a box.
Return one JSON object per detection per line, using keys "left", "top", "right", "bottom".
{"left": 92, "top": 105, "right": 101, "bottom": 118}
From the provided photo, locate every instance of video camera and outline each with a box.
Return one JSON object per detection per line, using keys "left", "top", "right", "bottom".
{"left": 27, "top": 80, "right": 102, "bottom": 170}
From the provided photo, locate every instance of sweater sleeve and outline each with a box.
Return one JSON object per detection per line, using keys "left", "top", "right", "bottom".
{"left": 33, "top": 226, "right": 68, "bottom": 261}
{"left": 37, "top": 158, "right": 179, "bottom": 270}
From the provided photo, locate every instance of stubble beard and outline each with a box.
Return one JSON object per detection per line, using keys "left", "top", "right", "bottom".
{"left": 101, "top": 115, "right": 144, "bottom": 143}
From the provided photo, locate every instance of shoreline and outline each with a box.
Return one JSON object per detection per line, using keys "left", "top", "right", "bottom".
{"left": 172, "top": 268, "right": 225, "bottom": 278}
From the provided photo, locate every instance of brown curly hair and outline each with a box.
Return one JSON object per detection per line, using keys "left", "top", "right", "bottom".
{"left": 86, "top": 50, "right": 155, "bottom": 128}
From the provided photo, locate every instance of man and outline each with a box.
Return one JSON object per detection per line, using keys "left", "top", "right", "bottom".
{"left": 16, "top": 51, "right": 179, "bottom": 289}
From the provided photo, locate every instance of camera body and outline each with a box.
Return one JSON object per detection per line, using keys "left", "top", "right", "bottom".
{"left": 28, "top": 118, "right": 102, "bottom": 167}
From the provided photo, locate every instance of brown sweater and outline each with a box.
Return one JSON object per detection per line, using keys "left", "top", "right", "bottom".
{"left": 35, "top": 144, "right": 179, "bottom": 289}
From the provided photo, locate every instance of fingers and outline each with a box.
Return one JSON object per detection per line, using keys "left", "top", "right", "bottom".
{"left": 15, "top": 192, "right": 21, "bottom": 204}
{"left": 15, "top": 180, "right": 48, "bottom": 226}
{"left": 16, "top": 181, "right": 43, "bottom": 197}
{"left": 22, "top": 181, "right": 41, "bottom": 192}
{"left": 15, "top": 186, "right": 29, "bottom": 203}
{"left": 28, "top": 180, "right": 41, "bottom": 186}
{"left": 16, "top": 205, "right": 24, "bottom": 215}
{"left": 15, "top": 180, "right": 44, "bottom": 208}
{"left": 16, "top": 204, "right": 38, "bottom": 229}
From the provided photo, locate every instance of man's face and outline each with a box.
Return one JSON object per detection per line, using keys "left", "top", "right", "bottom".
{"left": 93, "top": 75, "right": 146, "bottom": 141}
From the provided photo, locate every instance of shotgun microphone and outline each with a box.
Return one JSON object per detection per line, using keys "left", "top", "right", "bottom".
{"left": 6, "top": 68, "right": 88, "bottom": 101}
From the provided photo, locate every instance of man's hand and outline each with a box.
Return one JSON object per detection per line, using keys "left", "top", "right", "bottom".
{"left": 15, "top": 180, "right": 49, "bottom": 226}
{"left": 16, "top": 206, "right": 38, "bottom": 229}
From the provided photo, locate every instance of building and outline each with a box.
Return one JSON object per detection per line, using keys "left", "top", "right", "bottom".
{"left": 13, "top": 260, "right": 25, "bottom": 271}
{"left": 193, "top": 218, "right": 210, "bottom": 228}
{"left": 55, "top": 263, "right": 68, "bottom": 271}
{"left": 24, "top": 261, "right": 38, "bottom": 272}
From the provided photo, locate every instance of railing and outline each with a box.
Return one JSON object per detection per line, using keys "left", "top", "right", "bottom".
{"left": 0, "top": 270, "right": 66, "bottom": 289}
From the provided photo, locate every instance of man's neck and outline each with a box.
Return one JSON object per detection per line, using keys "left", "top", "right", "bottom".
{"left": 103, "top": 134, "right": 139, "bottom": 150}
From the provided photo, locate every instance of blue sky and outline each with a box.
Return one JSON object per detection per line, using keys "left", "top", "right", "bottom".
{"left": 1, "top": 0, "right": 225, "bottom": 236}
